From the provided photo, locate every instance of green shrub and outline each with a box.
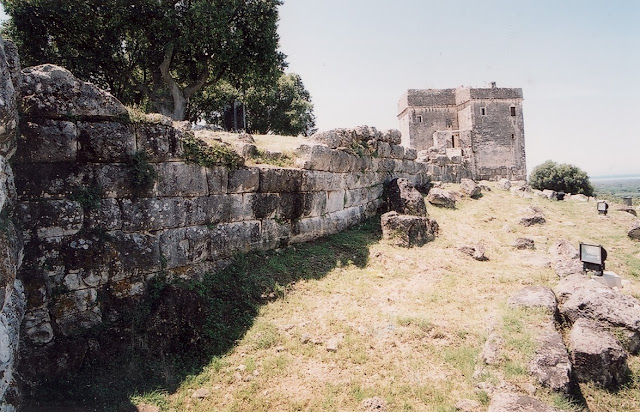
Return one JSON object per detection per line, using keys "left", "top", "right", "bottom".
{"left": 529, "top": 160, "right": 594, "bottom": 196}
{"left": 128, "top": 151, "right": 157, "bottom": 195}
{"left": 180, "top": 134, "right": 244, "bottom": 169}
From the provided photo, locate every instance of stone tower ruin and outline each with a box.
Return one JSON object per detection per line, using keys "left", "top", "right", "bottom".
{"left": 398, "top": 83, "right": 526, "bottom": 181}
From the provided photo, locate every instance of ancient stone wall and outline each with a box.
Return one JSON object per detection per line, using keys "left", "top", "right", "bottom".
{"left": 10, "top": 65, "right": 431, "bottom": 385}
{"left": 0, "top": 38, "right": 24, "bottom": 412}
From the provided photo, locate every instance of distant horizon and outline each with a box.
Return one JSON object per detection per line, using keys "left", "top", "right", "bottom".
{"left": 591, "top": 174, "right": 640, "bottom": 181}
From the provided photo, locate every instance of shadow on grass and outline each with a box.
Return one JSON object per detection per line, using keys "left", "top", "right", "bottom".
{"left": 23, "top": 218, "right": 381, "bottom": 411}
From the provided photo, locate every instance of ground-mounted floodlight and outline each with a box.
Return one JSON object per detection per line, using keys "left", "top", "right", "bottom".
{"left": 557, "top": 191, "right": 565, "bottom": 201}
{"left": 597, "top": 200, "right": 608, "bottom": 215}
{"left": 580, "top": 243, "right": 607, "bottom": 275}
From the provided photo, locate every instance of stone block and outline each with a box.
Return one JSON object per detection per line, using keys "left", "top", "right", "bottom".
{"left": 122, "top": 198, "right": 185, "bottom": 231}
{"left": 384, "top": 178, "right": 427, "bottom": 217}
{"left": 136, "top": 122, "right": 183, "bottom": 162}
{"left": 343, "top": 188, "right": 368, "bottom": 209}
{"left": 323, "top": 206, "right": 364, "bottom": 235}
{"left": 224, "top": 194, "right": 252, "bottom": 222}
{"left": 326, "top": 190, "right": 345, "bottom": 213}
{"left": 290, "top": 216, "right": 324, "bottom": 243}
{"left": 259, "top": 167, "right": 303, "bottom": 193}
{"left": 300, "top": 191, "right": 327, "bottom": 218}
{"left": 209, "top": 220, "right": 262, "bottom": 260}
{"left": 277, "top": 192, "right": 306, "bottom": 221}
{"left": 21, "top": 64, "right": 127, "bottom": 120}
{"left": 17, "top": 200, "right": 83, "bottom": 239}
{"left": 16, "top": 119, "right": 78, "bottom": 163}
{"left": 14, "top": 162, "right": 91, "bottom": 200}
{"left": 84, "top": 198, "right": 122, "bottom": 230}
{"left": 248, "top": 193, "right": 279, "bottom": 219}
{"left": 379, "top": 129, "right": 402, "bottom": 145}
{"left": 261, "top": 218, "right": 291, "bottom": 250}
{"left": 155, "top": 162, "right": 208, "bottom": 197}
{"left": 206, "top": 166, "right": 228, "bottom": 194}
{"left": 228, "top": 167, "right": 259, "bottom": 193}
{"left": 95, "top": 164, "right": 141, "bottom": 198}
{"left": 77, "top": 121, "right": 136, "bottom": 162}
{"left": 404, "top": 148, "right": 417, "bottom": 160}
{"left": 51, "top": 288, "right": 102, "bottom": 336}
{"left": 530, "top": 325, "right": 572, "bottom": 393}
{"left": 160, "top": 226, "right": 212, "bottom": 269}
{"left": 427, "top": 188, "right": 456, "bottom": 208}
{"left": 23, "top": 307, "right": 53, "bottom": 345}
{"left": 381, "top": 211, "right": 437, "bottom": 248}
{"left": 301, "top": 170, "right": 344, "bottom": 191}
{"left": 389, "top": 144, "right": 405, "bottom": 159}
{"left": 378, "top": 158, "right": 396, "bottom": 172}
{"left": 377, "top": 141, "right": 391, "bottom": 158}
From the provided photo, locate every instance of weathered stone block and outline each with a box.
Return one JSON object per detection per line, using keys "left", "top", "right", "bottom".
{"left": 300, "top": 191, "right": 327, "bottom": 218}
{"left": 427, "top": 188, "right": 456, "bottom": 208}
{"left": 17, "top": 200, "right": 83, "bottom": 239}
{"left": 261, "top": 218, "right": 291, "bottom": 250}
{"left": 378, "top": 158, "right": 395, "bottom": 172}
{"left": 259, "top": 167, "right": 303, "bottom": 193}
{"left": 206, "top": 166, "right": 228, "bottom": 194}
{"left": 77, "top": 121, "right": 135, "bottom": 162}
{"left": 122, "top": 198, "right": 185, "bottom": 231}
{"left": 209, "top": 220, "right": 262, "bottom": 260}
{"left": 377, "top": 141, "right": 391, "bottom": 158}
{"left": 530, "top": 325, "right": 572, "bottom": 393}
{"left": 51, "top": 288, "right": 102, "bottom": 336}
{"left": 384, "top": 178, "right": 427, "bottom": 217}
{"left": 20, "top": 64, "right": 127, "bottom": 120}
{"left": 323, "top": 206, "right": 365, "bottom": 235}
{"left": 379, "top": 129, "right": 402, "bottom": 145}
{"left": 95, "top": 164, "right": 141, "bottom": 198}
{"left": 249, "top": 193, "right": 279, "bottom": 219}
{"left": 301, "top": 170, "right": 344, "bottom": 191}
{"left": 136, "top": 122, "right": 183, "bottom": 162}
{"left": 23, "top": 306, "right": 53, "bottom": 345}
{"left": 389, "top": 144, "right": 404, "bottom": 159}
{"left": 160, "top": 226, "right": 211, "bottom": 269}
{"left": 14, "top": 162, "right": 91, "bottom": 200}
{"left": 290, "top": 216, "right": 324, "bottom": 243}
{"left": 404, "top": 148, "right": 417, "bottom": 160}
{"left": 326, "top": 189, "right": 345, "bottom": 213}
{"left": 381, "top": 211, "right": 436, "bottom": 248}
{"left": 343, "top": 187, "right": 368, "bottom": 209}
{"left": 228, "top": 167, "right": 259, "bottom": 193}
{"left": 155, "top": 162, "right": 208, "bottom": 197}
{"left": 16, "top": 119, "right": 77, "bottom": 163}
{"left": 629, "top": 221, "right": 640, "bottom": 241}
{"left": 277, "top": 192, "right": 306, "bottom": 221}
{"left": 84, "top": 198, "right": 122, "bottom": 230}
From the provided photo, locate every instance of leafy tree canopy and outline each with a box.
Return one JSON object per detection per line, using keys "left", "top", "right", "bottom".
{"left": 529, "top": 160, "right": 594, "bottom": 196}
{"left": 2, "top": 0, "right": 287, "bottom": 121}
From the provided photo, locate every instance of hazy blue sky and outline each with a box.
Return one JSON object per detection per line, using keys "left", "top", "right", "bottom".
{"left": 278, "top": 0, "right": 640, "bottom": 177}
{"left": 1, "top": 2, "right": 638, "bottom": 177}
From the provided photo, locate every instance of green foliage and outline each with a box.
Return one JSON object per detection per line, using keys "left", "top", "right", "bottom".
{"left": 2, "top": 0, "right": 286, "bottom": 120}
{"left": 70, "top": 186, "right": 103, "bottom": 211}
{"left": 529, "top": 160, "right": 594, "bottom": 196}
{"left": 181, "top": 134, "right": 244, "bottom": 169}
{"left": 128, "top": 151, "right": 157, "bottom": 194}
{"left": 248, "top": 148, "right": 295, "bottom": 168}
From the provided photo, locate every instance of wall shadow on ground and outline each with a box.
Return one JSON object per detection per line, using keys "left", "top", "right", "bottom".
{"left": 21, "top": 218, "right": 382, "bottom": 412}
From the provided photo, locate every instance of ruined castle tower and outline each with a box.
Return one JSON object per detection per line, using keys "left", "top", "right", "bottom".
{"left": 398, "top": 83, "right": 526, "bottom": 181}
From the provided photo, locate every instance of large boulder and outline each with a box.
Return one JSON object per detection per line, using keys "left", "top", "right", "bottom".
{"left": 512, "top": 237, "right": 535, "bottom": 250}
{"left": 384, "top": 178, "right": 427, "bottom": 217}
{"left": 569, "top": 318, "right": 629, "bottom": 388}
{"left": 556, "top": 275, "right": 640, "bottom": 354}
{"left": 458, "top": 244, "right": 488, "bottom": 261}
{"left": 380, "top": 211, "right": 438, "bottom": 248}
{"left": 548, "top": 239, "right": 583, "bottom": 277}
{"left": 426, "top": 188, "right": 456, "bottom": 209}
{"left": 20, "top": 64, "right": 127, "bottom": 120}
{"left": 460, "top": 178, "right": 481, "bottom": 198}
{"left": 518, "top": 206, "right": 545, "bottom": 227}
{"left": 497, "top": 178, "right": 511, "bottom": 191}
{"left": 629, "top": 221, "right": 640, "bottom": 240}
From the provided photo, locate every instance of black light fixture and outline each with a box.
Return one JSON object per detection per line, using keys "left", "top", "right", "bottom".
{"left": 579, "top": 243, "right": 607, "bottom": 275}
{"left": 597, "top": 201, "right": 608, "bottom": 215}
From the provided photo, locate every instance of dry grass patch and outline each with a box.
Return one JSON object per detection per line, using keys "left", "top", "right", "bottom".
{"left": 133, "top": 184, "right": 640, "bottom": 411}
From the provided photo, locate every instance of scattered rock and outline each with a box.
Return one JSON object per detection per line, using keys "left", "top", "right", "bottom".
{"left": 380, "top": 211, "right": 438, "bottom": 248}
{"left": 518, "top": 206, "right": 545, "bottom": 227}
{"left": 568, "top": 194, "right": 588, "bottom": 202}
{"left": 136, "top": 404, "right": 161, "bottom": 412}
{"left": 455, "top": 399, "right": 481, "bottom": 412}
{"left": 361, "top": 396, "right": 387, "bottom": 411}
{"left": 548, "top": 240, "right": 583, "bottom": 277}
{"left": 479, "top": 181, "right": 492, "bottom": 192}
{"left": 481, "top": 333, "right": 503, "bottom": 365}
{"left": 569, "top": 318, "right": 629, "bottom": 388}
{"left": 628, "top": 221, "right": 640, "bottom": 240}
{"left": 459, "top": 244, "right": 488, "bottom": 261}
{"left": 513, "top": 238, "right": 535, "bottom": 250}
{"left": 507, "top": 286, "right": 557, "bottom": 314}
{"left": 426, "top": 188, "right": 456, "bottom": 208}
{"left": 529, "top": 325, "right": 572, "bottom": 393}
{"left": 541, "top": 189, "right": 559, "bottom": 200}
{"left": 237, "top": 132, "right": 255, "bottom": 143}
{"left": 488, "top": 392, "right": 561, "bottom": 412}
{"left": 192, "top": 388, "right": 210, "bottom": 399}
{"left": 301, "top": 334, "right": 310, "bottom": 344}
{"left": 326, "top": 337, "right": 340, "bottom": 352}
{"left": 497, "top": 179, "right": 511, "bottom": 190}
{"left": 460, "top": 178, "right": 482, "bottom": 198}
{"left": 384, "top": 178, "right": 427, "bottom": 217}
{"left": 502, "top": 224, "right": 511, "bottom": 233}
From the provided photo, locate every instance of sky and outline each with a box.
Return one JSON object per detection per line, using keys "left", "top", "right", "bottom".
{"left": 1, "top": 2, "right": 638, "bottom": 177}
{"left": 276, "top": 0, "right": 640, "bottom": 177}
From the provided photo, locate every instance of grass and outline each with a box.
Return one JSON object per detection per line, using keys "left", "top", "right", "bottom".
{"left": 26, "top": 183, "right": 640, "bottom": 411}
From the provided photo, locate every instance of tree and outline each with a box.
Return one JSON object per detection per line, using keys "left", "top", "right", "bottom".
{"left": 529, "top": 160, "right": 594, "bottom": 196}
{"left": 2, "top": 0, "right": 286, "bottom": 120}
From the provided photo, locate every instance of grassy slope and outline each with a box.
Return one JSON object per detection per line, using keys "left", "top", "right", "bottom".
{"left": 133, "top": 185, "right": 640, "bottom": 412}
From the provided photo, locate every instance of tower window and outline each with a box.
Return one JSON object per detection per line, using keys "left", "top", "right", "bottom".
{"left": 416, "top": 115, "right": 423, "bottom": 123}
{"left": 481, "top": 107, "right": 486, "bottom": 116}
{"left": 510, "top": 106, "right": 516, "bottom": 116}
